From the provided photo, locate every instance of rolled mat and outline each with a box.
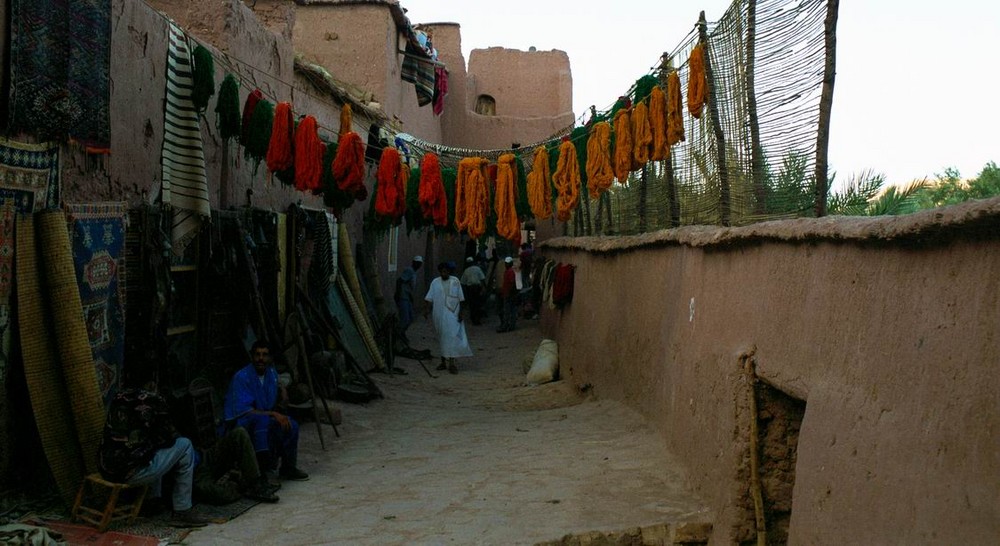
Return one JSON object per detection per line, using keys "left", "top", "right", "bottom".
{"left": 337, "top": 274, "right": 384, "bottom": 370}
{"left": 37, "top": 210, "right": 105, "bottom": 475}
{"left": 337, "top": 223, "right": 371, "bottom": 332}
{"left": 17, "top": 214, "right": 85, "bottom": 506}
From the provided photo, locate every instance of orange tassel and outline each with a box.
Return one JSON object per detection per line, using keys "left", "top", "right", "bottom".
{"left": 585, "top": 121, "right": 614, "bottom": 198}
{"left": 666, "top": 71, "right": 686, "bottom": 147}
{"left": 527, "top": 146, "right": 553, "bottom": 220}
{"left": 649, "top": 86, "right": 669, "bottom": 161}
{"left": 613, "top": 109, "right": 633, "bottom": 184}
{"left": 687, "top": 43, "right": 707, "bottom": 119}
{"left": 552, "top": 140, "right": 580, "bottom": 223}
{"left": 466, "top": 161, "right": 489, "bottom": 240}
{"left": 294, "top": 115, "right": 324, "bottom": 193}
{"left": 418, "top": 152, "right": 447, "bottom": 226}
{"left": 266, "top": 101, "right": 294, "bottom": 173}
{"left": 339, "top": 103, "right": 353, "bottom": 136}
{"left": 375, "top": 147, "right": 406, "bottom": 219}
{"left": 495, "top": 154, "right": 519, "bottom": 241}
{"left": 332, "top": 131, "right": 367, "bottom": 199}
{"left": 632, "top": 100, "right": 652, "bottom": 168}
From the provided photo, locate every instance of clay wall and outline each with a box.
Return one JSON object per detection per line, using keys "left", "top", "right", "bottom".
{"left": 539, "top": 198, "right": 1000, "bottom": 545}
{"left": 468, "top": 47, "right": 572, "bottom": 119}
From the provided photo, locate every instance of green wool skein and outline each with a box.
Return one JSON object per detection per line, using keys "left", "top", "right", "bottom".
{"left": 215, "top": 74, "right": 241, "bottom": 141}
{"left": 191, "top": 45, "right": 215, "bottom": 113}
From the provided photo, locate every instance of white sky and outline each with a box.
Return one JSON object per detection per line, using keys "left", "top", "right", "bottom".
{"left": 402, "top": 0, "right": 1000, "bottom": 189}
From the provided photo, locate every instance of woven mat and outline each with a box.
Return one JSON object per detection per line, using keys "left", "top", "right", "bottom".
{"left": 66, "top": 203, "right": 128, "bottom": 406}
{"left": 8, "top": 0, "right": 111, "bottom": 147}
{"left": 21, "top": 515, "right": 190, "bottom": 546}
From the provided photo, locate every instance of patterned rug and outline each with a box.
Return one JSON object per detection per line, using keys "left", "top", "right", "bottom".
{"left": 8, "top": 0, "right": 111, "bottom": 149}
{"left": 0, "top": 137, "right": 60, "bottom": 384}
{"left": 66, "top": 203, "right": 128, "bottom": 406}
{"left": 161, "top": 23, "right": 210, "bottom": 255}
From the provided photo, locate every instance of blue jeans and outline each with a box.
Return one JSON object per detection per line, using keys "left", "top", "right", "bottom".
{"left": 127, "top": 437, "right": 195, "bottom": 511}
{"left": 235, "top": 413, "right": 300, "bottom": 472}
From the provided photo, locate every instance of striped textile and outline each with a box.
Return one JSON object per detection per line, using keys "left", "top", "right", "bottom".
{"left": 161, "top": 23, "right": 210, "bottom": 253}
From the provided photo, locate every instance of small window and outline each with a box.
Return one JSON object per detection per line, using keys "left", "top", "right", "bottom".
{"left": 475, "top": 95, "right": 496, "bottom": 116}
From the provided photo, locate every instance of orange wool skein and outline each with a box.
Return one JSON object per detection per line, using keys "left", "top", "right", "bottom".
{"left": 687, "top": 43, "right": 707, "bottom": 119}
{"left": 454, "top": 157, "right": 480, "bottom": 232}
{"left": 466, "top": 160, "right": 490, "bottom": 240}
{"left": 649, "top": 86, "right": 669, "bottom": 161}
{"left": 632, "top": 100, "right": 652, "bottom": 169}
{"left": 666, "top": 71, "right": 686, "bottom": 147}
{"left": 266, "top": 101, "right": 294, "bottom": 173}
{"left": 495, "top": 154, "right": 519, "bottom": 241}
{"left": 332, "top": 131, "right": 366, "bottom": 198}
{"left": 612, "top": 109, "right": 633, "bottom": 184}
{"left": 418, "top": 152, "right": 448, "bottom": 226}
{"left": 294, "top": 115, "right": 324, "bottom": 192}
{"left": 339, "top": 103, "right": 353, "bottom": 136}
{"left": 526, "top": 146, "right": 553, "bottom": 220}
{"left": 552, "top": 140, "right": 580, "bottom": 223}
{"left": 375, "top": 147, "right": 406, "bottom": 219}
{"left": 585, "top": 121, "right": 614, "bottom": 198}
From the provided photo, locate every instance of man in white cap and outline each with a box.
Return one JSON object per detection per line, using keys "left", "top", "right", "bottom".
{"left": 460, "top": 256, "right": 486, "bottom": 325}
{"left": 394, "top": 255, "right": 423, "bottom": 345}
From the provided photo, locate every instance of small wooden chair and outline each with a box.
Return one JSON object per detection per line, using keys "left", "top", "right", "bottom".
{"left": 71, "top": 473, "right": 149, "bottom": 532}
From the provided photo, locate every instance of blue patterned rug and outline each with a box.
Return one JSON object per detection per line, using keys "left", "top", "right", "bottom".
{"left": 66, "top": 202, "right": 127, "bottom": 406}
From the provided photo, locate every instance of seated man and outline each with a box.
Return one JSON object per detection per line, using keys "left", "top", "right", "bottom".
{"left": 98, "top": 388, "right": 210, "bottom": 527}
{"left": 224, "top": 341, "right": 309, "bottom": 481}
{"left": 193, "top": 427, "right": 280, "bottom": 505}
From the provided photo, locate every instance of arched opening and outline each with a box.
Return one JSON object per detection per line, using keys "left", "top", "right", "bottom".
{"left": 475, "top": 95, "right": 496, "bottom": 116}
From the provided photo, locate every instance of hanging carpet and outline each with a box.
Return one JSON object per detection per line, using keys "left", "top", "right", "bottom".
{"left": 8, "top": 0, "right": 111, "bottom": 148}
{"left": 66, "top": 202, "right": 128, "bottom": 406}
{"left": 0, "top": 137, "right": 61, "bottom": 213}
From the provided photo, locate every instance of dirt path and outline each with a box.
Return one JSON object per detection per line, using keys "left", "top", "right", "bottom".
{"left": 185, "top": 316, "right": 710, "bottom": 545}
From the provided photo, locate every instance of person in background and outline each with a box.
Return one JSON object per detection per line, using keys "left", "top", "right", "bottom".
{"left": 394, "top": 255, "right": 424, "bottom": 346}
{"left": 98, "top": 388, "right": 211, "bottom": 528}
{"left": 460, "top": 256, "right": 486, "bottom": 325}
{"left": 497, "top": 256, "right": 519, "bottom": 333}
{"left": 224, "top": 341, "right": 309, "bottom": 482}
{"left": 424, "top": 262, "right": 473, "bottom": 374}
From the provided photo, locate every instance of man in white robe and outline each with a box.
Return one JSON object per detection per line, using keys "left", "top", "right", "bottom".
{"left": 424, "top": 262, "right": 473, "bottom": 374}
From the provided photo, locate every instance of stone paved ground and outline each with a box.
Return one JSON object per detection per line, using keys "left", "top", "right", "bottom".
{"left": 184, "top": 315, "right": 710, "bottom": 545}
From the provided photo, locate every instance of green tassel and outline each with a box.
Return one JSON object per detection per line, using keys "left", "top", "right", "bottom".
{"left": 404, "top": 166, "right": 424, "bottom": 235}
{"left": 243, "top": 99, "right": 274, "bottom": 168}
{"left": 191, "top": 45, "right": 215, "bottom": 113}
{"left": 441, "top": 167, "right": 458, "bottom": 235}
{"left": 632, "top": 75, "right": 659, "bottom": 105}
{"left": 514, "top": 151, "right": 532, "bottom": 219}
{"left": 215, "top": 74, "right": 241, "bottom": 141}
{"left": 321, "top": 140, "right": 356, "bottom": 213}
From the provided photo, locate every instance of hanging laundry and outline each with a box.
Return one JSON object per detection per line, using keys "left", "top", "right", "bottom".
{"left": 433, "top": 67, "right": 449, "bottom": 116}
{"left": 552, "top": 263, "right": 576, "bottom": 308}
{"left": 240, "top": 88, "right": 263, "bottom": 145}
{"left": 687, "top": 43, "right": 707, "bottom": 119}
{"left": 215, "top": 74, "right": 241, "bottom": 142}
{"left": 552, "top": 140, "right": 580, "bottom": 223}
{"left": 191, "top": 45, "right": 215, "bottom": 114}
{"left": 266, "top": 101, "right": 294, "bottom": 174}
{"left": 294, "top": 115, "right": 324, "bottom": 193}
{"left": 418, "top": 152, "right": 448, "bottom": 227}
{"left": 586, "top": 121, "right": 614, "bottom": 198}
{"left": 613, "top": 108, "right": 633, "bottom": 184}
{"left": 495, "top": 154, "right": 519, "bottom": 241}
{"left": 243, "top": 98, "right": 274, "bottom": 166}
{"left": 666, "top": 71, "right": 686, "bottom": 146}
{"left": 375, "top": 147, "right": 407, "bottom": 220}
{"left": 649, "top": 85, "right": 668, "bottom": 161}
{"left": 455, "top": 157, "right": 489, "bottom": 238}
{"left": 527, "top": 146, "right": 553, "bottom": 220}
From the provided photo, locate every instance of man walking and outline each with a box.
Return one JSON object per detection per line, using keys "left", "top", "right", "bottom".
{"left": 425, "top": 262, "right": 473, "bottom": 374}
{"left": 460, "top": 256, "right": 486, "bottom": 325}
{"left": 394, "top": 255, "right": 423, "bottom": 345}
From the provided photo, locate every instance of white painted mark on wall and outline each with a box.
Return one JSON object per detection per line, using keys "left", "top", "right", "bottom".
{"left": 689, "top": 297, "right": 695, "bottom": 322}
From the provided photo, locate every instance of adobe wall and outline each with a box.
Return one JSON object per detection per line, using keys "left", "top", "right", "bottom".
{"left": 539, "top": 198, "right": 1000, "bottom": 545}
{"left": 468, "top": 47, "right": 572, "bottom": 119}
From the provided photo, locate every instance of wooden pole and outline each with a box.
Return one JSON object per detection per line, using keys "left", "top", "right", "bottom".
{"left": 638, "top": 164, "right": 648, "bottom": 232}
{"left": 741, "top": 348, "right": 767, "bottom": 546}
{"left": 698, "top": 11, "right": 732, "bottom": 227}
{"left": 814, "top": 0, "right": 840, "bottom": 217}
{"left": 658, "top": 54, "right": 682, "bottom": 229}
{"left": 746, "top": 0, "right": 767, "bottom": 215}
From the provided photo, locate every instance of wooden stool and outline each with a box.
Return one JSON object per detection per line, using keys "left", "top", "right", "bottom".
{"left": 71, "top": 473, "right": 149, "bottom": 532}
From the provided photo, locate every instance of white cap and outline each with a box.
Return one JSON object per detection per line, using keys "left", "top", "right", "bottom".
{"left": 466, "top": 257, "right": 474, "bottom": 263}
{"left": 504, "top": 256, "right": 513, "bottom": 264}
{"left": 413, "top": 255, "right": 424, "bottom": 263}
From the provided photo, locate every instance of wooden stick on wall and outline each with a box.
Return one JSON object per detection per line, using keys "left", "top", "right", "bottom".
{"left": 741, "top": 347, "right": 767, "bottom": 546}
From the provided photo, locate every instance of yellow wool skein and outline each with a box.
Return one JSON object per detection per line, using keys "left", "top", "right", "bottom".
{"left": 585, "top": 121, "right": 614, "bottom": 198}
{"left": 666, "top": 71, "right": 686, "bottom": 147}
{"left": 495, "top": 153, "right": 520, "bottom": 241}
{"left": 552, "top": 140, "right": 580, "bottom": 223}
{"left": 613, "top": 109, "right": 633, "bottom": 184}
{"left": 632, "top": 100, "right": 652, "bottom": 169}
{"left": 527, "top": 146, "right": 553, "bottom": 220}
{"left": 649, "top": 86, "right": 669, "bottom": 161}
{"left": 466, "top": 160, "right": 490, "bottom": 240}
{"left": 687, "top": 43, "right": 707, "bottom": 119}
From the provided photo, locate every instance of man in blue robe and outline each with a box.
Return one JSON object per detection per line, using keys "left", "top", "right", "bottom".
{"left": 224, "top": 341, "right": 309, "bottom": 481}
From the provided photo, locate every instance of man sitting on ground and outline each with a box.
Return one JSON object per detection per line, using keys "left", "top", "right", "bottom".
{"left": 193, "top": 427, "right": 279, "bottom": 505}
{"left": 224, "top": 341, "right": 309, "bottom": 482}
